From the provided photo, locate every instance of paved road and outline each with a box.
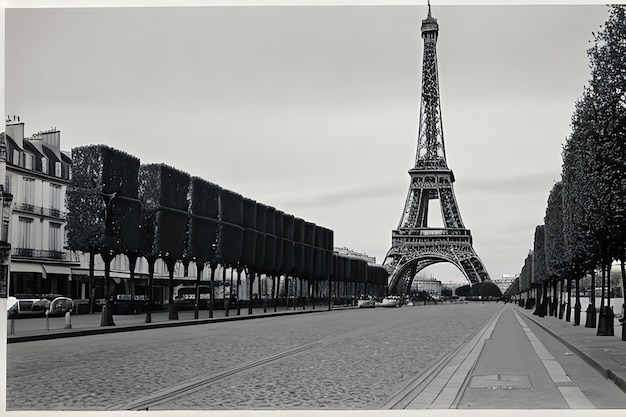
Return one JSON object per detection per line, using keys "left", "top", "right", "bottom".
{"left": 7, "top": 302, "right": 501, "bottom": 410}
{"left": 7, "top": 302, "right": 626, "bottom": 412}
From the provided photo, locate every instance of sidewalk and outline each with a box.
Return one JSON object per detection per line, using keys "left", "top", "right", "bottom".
{"left": 6, "top": 303, "right": 342, "bottom": 343}
{"left": 514, "top": 305, "right": 626, "bottom": 394}
{"left": 385, "top": 303, "right": 626, "bottom": 409}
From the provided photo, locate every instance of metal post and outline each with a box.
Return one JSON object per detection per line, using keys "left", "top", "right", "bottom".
{"left": 574, "top": 277, "right": 581, "bottom": 326}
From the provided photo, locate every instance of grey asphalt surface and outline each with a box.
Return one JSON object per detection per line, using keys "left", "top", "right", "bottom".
{"left": 5, "top": 301, "right": 626, "bottom": 411}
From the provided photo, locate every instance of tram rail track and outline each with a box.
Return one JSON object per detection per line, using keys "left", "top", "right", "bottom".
{"left": 381, "top": 307, "right": 503, "bottom": 409}
{"left": 111, "top": 342, "right": 324, "bottom": 410}
{"left": 113, "top": 309, "right": 453, "bottom": 410}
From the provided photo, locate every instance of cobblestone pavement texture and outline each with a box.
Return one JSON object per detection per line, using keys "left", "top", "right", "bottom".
{"left": 6, "top": 302, "right": 502, "bottom": 410}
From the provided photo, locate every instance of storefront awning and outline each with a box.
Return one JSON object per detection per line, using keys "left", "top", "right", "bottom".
{"left": 42, "top": 265, "right": 73, "bottom": 276}
{"left": 10, "top": 262, "right": 43, "bottom": 274}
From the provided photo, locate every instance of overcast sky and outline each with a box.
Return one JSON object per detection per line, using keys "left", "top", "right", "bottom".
{"left": 4, "top": 2, "right": 611, "bottom": 284}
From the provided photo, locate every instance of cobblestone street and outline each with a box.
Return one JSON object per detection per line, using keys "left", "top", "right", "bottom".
{"left": 7, "top": 302, "right": 502, "bottom": 410}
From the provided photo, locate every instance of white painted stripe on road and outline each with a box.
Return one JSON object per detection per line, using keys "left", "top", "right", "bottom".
{"left": 513, "top": 311, "right": 595, "bottom": 409}
{"left": 558, "top": 386, "right": 596, "bottom": 409}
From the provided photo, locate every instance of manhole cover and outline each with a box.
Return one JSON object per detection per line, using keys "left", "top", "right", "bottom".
{"left": 469, "top": 374, "right": 533, "bottom": 390}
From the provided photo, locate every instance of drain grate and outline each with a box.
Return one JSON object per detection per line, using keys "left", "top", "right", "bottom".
{"left": 469, "top": 374, "right": 533, "bottom": 390}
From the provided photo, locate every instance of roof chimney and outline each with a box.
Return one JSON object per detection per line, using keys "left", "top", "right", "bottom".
{"left": 5, "top": 116, "right": 24, "bottom": 148}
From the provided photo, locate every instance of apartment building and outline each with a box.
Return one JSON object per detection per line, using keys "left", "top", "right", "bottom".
{"left": 2, "top": 117, "right": 78, "bottom": 297}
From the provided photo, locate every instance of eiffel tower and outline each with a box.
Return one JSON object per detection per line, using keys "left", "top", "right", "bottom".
{"left": 384, "top": 3, "right": 490, "bottom": 294}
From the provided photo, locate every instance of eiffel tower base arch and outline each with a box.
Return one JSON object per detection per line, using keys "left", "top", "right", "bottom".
{"left": 383, "top": 235, "right": 489, "bottom": 295}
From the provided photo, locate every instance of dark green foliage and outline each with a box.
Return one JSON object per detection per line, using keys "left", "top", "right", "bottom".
{"left": 519, "top": 252, "right": 533, "bottom": 292}
{"left": 66, "top": 187, "right": 105, "bottom": 252}
{"left": 66, "top": 145, "right": 140, "bottom": 254}
{"left": 293, "top": 218, "right": 305, "bottom": 276}
{"left": 544, "top": 182, "right": 567, "bottom": 280}
{"left": 455, "top": 285, "right": 470, "bottom": 297}
{"left": 533, "top": 225, "right": 547, "bottom": 283}
{"left": 262, "top": 205, "right": 276, "bottom": 273}
{"left": 367, "top": 264, "right": 388, "bottom": 286}
{"left": 241, "top": 198, "right": 257, "bottom": 266}
{"left": 110, "top": 197, "right": 143, "bottom": 253}
{"left": 303, "top": 222, "right": 316, "bottom": 277}
{"left": 281, "top": 214, "right": 295, "bottom": 273}
{"left": 188, "top": 177, "right": 220, "bottom": 263}
{"left": 218, "top": 189, "right": 244, "bottom": 265}
{"left": 138, "top": 164, "right": 190, "bottom": 260}
{"left": 274, "top": 211, "right": 284, "bottom": 273}
{"left": 253, "top": 203, "right": 267, "bottom": 271}
{"left": 312, "top": 226, "right": 327, "bottom": 280}
{"left": 560, "top": 5, "right": 626, "bottom": 276}
{"left": 478, "top": 282, "right": 502, "bottom": 297}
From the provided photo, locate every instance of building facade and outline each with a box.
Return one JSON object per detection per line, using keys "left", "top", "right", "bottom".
{"left": 3, "top": 118, "right": 77, "bottom": 297}
{"left": 412, "top": 275, "right": 442, "bottom": 296}
{"left": 493, "top": 274, "right": 518, "bottom": 295}
{"left": 333, "top": 247, "right": 376, "bottom": 264}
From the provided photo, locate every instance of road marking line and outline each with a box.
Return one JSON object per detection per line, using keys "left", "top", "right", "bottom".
{"left": 558, "top": 386, "right": 596, "bottom": 409}
{"left": 405, "top": 307, "right": 505, "bottom": 409}
{"left": 513, "top": 311, "right": 595, "bottom": 409}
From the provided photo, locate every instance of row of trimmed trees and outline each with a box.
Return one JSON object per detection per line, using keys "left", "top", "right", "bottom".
{"left": 506, "top": 5, "right": 626, "bottom": 340}
{"left": 66, "top": 145, "right": 388, "bottom": 326}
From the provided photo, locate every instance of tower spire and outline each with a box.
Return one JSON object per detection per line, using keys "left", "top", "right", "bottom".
{"left": 416, "top": 1, "right": 444, "bottom": 170}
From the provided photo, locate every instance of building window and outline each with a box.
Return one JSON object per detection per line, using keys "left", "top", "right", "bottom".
{"left": 55, "top": 162, "right": 61, "bottom": 177}
{"left": 49, "top": 223, "right": 61, "bottom": 252}
{"left": 5, "top": 174, "right": 12, "bottom": 194}
{"left": 50, "top": 184, "right": 61, "bottom": 214}
{"left": 41, "top": 157, "right": 48, "bottom": 174}
{"left": 18, "top": 218, "right": 33, "bottom": 249}
{"left": 22, "top": 178, "right": 35, "bottom": 207}
{"left": 24, "top": 153, "right": 34, "bottom": 170}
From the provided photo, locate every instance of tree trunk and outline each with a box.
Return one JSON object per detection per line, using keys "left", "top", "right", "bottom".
{"left": 100, "top": 251, "right": 115, "bottom": 327}
{"left": 586, "top": 270, "right": 597, "bottom": 328}
{"left": 194, "top": 262, "right": 204, "bottom": 320}
{"left": 145, "top": 257, "right": 155, "bottom": 323}
{"left": 165, "top": 257, "right": 178, "bottom": 321}
{"left": 566, "top": 278, "right": 572, "bottom": 322}
{"left": 209, "top": 263, "right": 217, "bottom": 318}
{"left": 89, "top": 251, "right": 96, "bottom": 314}
{"left": 574, "top": 276, "right": 581, "bottom": 326}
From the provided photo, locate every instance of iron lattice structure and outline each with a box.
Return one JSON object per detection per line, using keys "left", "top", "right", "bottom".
{"left": 384, "top": 5, "right": 490, "bottom": 294}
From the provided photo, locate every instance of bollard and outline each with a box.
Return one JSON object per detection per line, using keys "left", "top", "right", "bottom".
{"left": 585, "top": 304, "right": 597, "bottom": 328}
{"left": 10, "top": 319, "right": 15, "bottom": 335}
{"left": 45, "top": 310, "right": 50, "bottom": 331}
{"left": 64, "top": 311, "right": 72, "bottom": 329}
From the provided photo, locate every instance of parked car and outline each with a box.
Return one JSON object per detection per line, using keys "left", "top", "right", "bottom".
{"left": 48, "top": 296, "right": 74, "bottom": 316}
{"left": 6, "top": 294, "right": 73, "bottom": 318}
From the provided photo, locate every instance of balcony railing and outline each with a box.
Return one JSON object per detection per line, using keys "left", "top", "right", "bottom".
{"left": 12, "top": 248, "right": 67, "bottom": 260}
{"left": 14, "top": 203, "right": 65, "bottom": 219}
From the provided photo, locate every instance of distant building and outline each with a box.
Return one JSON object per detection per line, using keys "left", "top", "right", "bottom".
{"left": 333, "top": 247, "right": 376, "bottom": 264}
{"left": 493, "top": 274, "right": 518, "bottom": 295}
{"left": 412, "top": 275, "right": 442, "bottom": 296}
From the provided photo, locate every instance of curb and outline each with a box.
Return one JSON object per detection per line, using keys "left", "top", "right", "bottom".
{"left": 519, "top": 308, "right": 626, "bottom": 395}
{"left": 7, "top": 307, "right": 342, "bottom": 343}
